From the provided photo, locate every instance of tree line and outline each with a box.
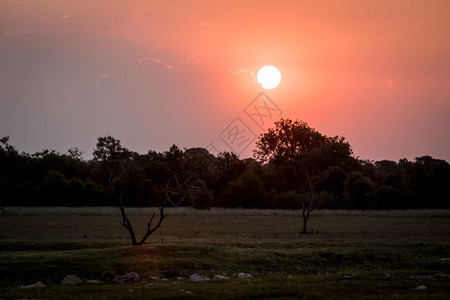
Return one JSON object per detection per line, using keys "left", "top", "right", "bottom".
{"left": 1, "top": 119, "right": 449, "bottom": 210}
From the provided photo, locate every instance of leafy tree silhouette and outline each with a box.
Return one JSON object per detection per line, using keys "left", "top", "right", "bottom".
{"left": 93, "top": 136, "right": 165, "bottom": 246}
{"left": 255, "top": 118, "right": 355, "bottom": 234}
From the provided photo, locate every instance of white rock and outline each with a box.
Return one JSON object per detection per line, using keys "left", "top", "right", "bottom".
{"left": 61, "top": 275, "right": 82, "bottom": 285}
{"left": 413, "top": 285, "right": 427, "bottom": 291}
{"left": 213, "top": 275, "right": 230, "bottom": 280}
{"left": 175, "top": 276, "right": 184, "bottom": 280}
{"left": 87, "top": 280, "right": 100, "bottom": 284}
{"left": 20, "top": 281, "right": 46, "bottom": 289}
{"left": 238, "top": 272, "right": 253, "bottom": 279}
{"left": 186, "top": 290, "right": 193, "bottom": 295}
{"left": 149, "top": 276, "right": 159, "bottom": 280}
{"left": 189, "top": 273, "right": 210, "bottom": 282}
{"left": 113, "top": 272, "right": 139, "bottom": 284}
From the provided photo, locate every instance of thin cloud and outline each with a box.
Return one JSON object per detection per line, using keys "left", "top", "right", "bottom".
{"left": 139, "top": 57, "right": 172, "bottom": 70}
{"left": 185, "top": 55, "right": 203, "bottom": 66}
{"left": 227, "top": 68, "right": 256, "bottom": 82}
{"left": 95, "top": 28, "right": 130, "bottom": 38}
{"left": 99, "top": 63, "right": 127, "bottom": 79}
{"left": 60, "top": 14, "right": 70, "bottom": 20}
{"left": 186, "top": 55, "right": 256, "bottom": 82}
{"left": 382, "top": 74, "right": 403, "bottom": 88}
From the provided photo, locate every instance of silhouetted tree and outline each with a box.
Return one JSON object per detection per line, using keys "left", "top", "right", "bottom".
{"left": 93, "top": 136, "right": 165, "bottom": 246}
{"left": 255, "top": 118, "right": 355, "bottom": 233}
{"left": 344, "top": 171, "right": 376, "bottom": 209}
{"left": 2, "top": 132, "right": 449, "bottom": 210}
{"left": 222, "top": 169, "right": 267, "bottom": 208}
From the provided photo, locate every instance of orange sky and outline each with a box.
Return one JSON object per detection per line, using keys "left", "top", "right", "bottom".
{"left": 1, "top": 0, "right": 449, "bottom": 161}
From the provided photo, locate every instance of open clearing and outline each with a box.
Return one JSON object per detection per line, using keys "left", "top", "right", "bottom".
{"left": 1, "top": 208, "right": 449, "bottom": 299}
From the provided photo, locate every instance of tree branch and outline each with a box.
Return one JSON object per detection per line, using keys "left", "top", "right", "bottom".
{"left": 118, "top": 193, "right": 137, "bottom": 245}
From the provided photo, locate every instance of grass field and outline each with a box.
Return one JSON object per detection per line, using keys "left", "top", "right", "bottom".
{"left": 1, "top": 207, "right": 449, "bottom": 299}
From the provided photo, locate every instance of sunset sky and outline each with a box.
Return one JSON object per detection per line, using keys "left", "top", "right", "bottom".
{"left": 1, "top": 0, "right": 449, "bottom": 162}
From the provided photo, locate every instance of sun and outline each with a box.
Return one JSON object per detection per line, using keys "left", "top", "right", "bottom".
{"left": 257, "top": 66, "right": 281, "bottom": 89}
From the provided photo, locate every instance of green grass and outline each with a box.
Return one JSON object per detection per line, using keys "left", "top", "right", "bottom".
{"left": 1, "top": 208, "right": 449, "bottom": 299}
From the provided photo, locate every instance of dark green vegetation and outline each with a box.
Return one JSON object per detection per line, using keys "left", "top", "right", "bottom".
{"left": 1, "top": 208, "right": 449, "bottom": 299}
{"left": 1, "top": 119, "right": 450, "bottom": 210}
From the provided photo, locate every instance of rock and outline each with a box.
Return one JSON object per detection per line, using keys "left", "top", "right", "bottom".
{"left": 20, "top": 281, "right": 46, "bottom": 289}
{"left": 61, "top": 275, "right": 82, "bottom": 285}
{"left": 87, "top": 280, "right": 100, "bottom": 284}
{"left": 238, "top": 273, "right": 253, "bottom": 279}
{"left": 149, "top": 276, "right": 159, "bottom": 280}
{"left": 213, "top": 275, "right": 230, "bottom": 280}
{"left": 113, "top": 272, "right": 139, "bottom": 284}
{"left": 413, "top": 285, "right": 428, "bottom": 291}
{"left": 179, "top": 288, "right": 193, "bottom": 295}
{"left": 145, "top": 283, "right": 155, "bottom": 286}
{"left": 160, "top": 278, "right": 169, "bottom": 281}
{"left": 175, "top": 277, "right": 184, "bottom": 281}
{"left": 189, "top": 273, "right": 210, "bottom": 282}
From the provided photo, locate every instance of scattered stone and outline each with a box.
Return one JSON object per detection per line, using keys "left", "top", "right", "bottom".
{"left": 129, "top": 289, "right": 134, "bottom": 292}
{"left": 160, "top": 278, "right": 169, "bottom": 281}
{"left": 179, "top": 288, "right": 193, "bottom": 295}
{"left": 87, "top": 280, "right": 100, "bottom": 285}
{"left": 238, "top": 273, "right": 253, "bottom": 279}
{"left": 213, "top": 275, "right": 230, "bottom": 280}
{"left": 189, "top": 273, "right": 210, "bottom": 282}
{"left": 434, "top": 273, "right": 447, "bottom": 279}
{"left": 413, "top": 285, "right": 428, "bottom": 291}
{"left": 149, "top": 276, "right": 159, "bottom": 280}
{"left": 342, "top": 275, "right": 352, "bottom": 279}
{"left": 113, "top": 272, "right": 139, "bottom": 284}
{"left": 61, "top": 275, "right": 82, "bottom": 285}
{"left": 20, "top": 281, "right": 46, "bottom": 289}
{"left": 145, "top": 283, "right": 155, "bottom": 287}
{"left": 175, "top": 277, "right": 184, "bottom": 281}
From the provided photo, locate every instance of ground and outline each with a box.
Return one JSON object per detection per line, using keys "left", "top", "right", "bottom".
{"left": 1, "top": 208, "right": 449, "bottom": 299}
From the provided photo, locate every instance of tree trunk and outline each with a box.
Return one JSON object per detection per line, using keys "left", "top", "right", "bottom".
{"left": 119, "top": 194, "right": 165, "bottom": 246}
{"left": 301, "top": 209, "right": 309, "bottom": 234}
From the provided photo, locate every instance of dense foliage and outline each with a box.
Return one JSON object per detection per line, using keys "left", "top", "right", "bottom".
{"left": 1, "top": 119, "right": 449, "bottom": 209}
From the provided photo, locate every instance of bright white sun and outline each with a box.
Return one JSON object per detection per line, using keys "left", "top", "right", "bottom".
{"left": 257, "top": 66, "right": 281, "bottom": 89}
